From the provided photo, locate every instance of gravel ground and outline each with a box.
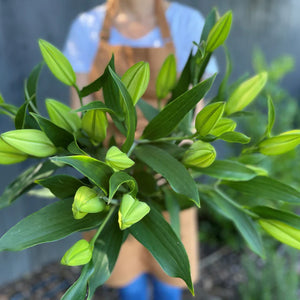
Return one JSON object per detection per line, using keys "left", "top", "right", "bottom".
{"left": 0, "top": 245, "right": 244, "bottom": 300}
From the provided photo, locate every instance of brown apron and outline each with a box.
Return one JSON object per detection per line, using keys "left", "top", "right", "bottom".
{"left": 87, "top": 0, "right": 199, "bottom": 288}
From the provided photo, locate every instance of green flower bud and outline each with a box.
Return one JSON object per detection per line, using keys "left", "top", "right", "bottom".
{"left": 210, "top": 118, "right": 237, "bottom": 136}
{"left": 1, "top": 129, "right": 56, "bottom": 157}
{"left": 46, "top": 99, "right": 81, "bottom": 133}
{"left": 39, "top": 39, "right": 76, "bottom": 86}
{"left": 0, "top": 138, "right": 28, "bottom": 164}
{"left": 259, "top": 219, "right": 300, "bottom": 250}
{"left": 61, "top": 239, "right": 93, "bottom": 266}
{"left": 225, "top": 72, "right": 268, "bottom": 115}
{"left": 118, "top": 194, "right": 150, "bottom": 230}
{"left": 82, "top": 109, "right": 108, "bottom": 145}
{"left": 195, "top": 102, "right": 225, "bottom": 136}
{"left": 183, "top": 141, "right": 216, "bottom": 168}
{"left": 156, "top": 54, "right": 177, "bottom": 100}
{"left": 258, "top": 131, "right": 300, "bottom": 155}
{"left": 206, "top": 11, "right": 233, "bottom": 52}
{"left": 72, "top": 186, "right": 106, "bottom": 220}
{"left": 122, "top": 61, "right": 150, "bottom": 105}
{"left": 105, "top": 146, "right": 135, "bottom": 172}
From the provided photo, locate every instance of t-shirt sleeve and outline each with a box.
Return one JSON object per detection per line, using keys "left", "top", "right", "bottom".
{"left": 63, "top": 11, "right": 103, "bottom": 73}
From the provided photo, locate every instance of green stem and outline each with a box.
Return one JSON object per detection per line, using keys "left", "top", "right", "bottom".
{"left": 214, "top": 186, "right": 259, "bottom": 219}
{"left": 74, "top": 84, "right": 83, "bottom": 107}
{"left": 138, "top": 134, "right": 196, "bottom": 144}
{"left": 90, "top": 206, "right": 117, "bottom": 246}
{"left": 127, "top": 141, "right": 138, "bottom": 156}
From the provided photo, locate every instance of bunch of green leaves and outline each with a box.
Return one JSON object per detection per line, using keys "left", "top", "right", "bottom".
{"left": 1, "top": 8, "right": 300, "bottom": 300}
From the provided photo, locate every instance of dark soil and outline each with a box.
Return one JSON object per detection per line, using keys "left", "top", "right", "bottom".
{"left": 0, "top": 245, "right": 244, "bottom": 300}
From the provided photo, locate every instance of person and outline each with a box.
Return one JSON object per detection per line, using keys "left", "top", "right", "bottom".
{"left": 63, "top": 0, "right": 218, "bottom": 299}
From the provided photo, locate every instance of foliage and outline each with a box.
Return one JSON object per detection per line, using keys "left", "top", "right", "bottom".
{"left": 239, "top": 241, "right": 299, "bottom": 300}
{"left": 1, "top": 8, "right": 300, "bottom": 299}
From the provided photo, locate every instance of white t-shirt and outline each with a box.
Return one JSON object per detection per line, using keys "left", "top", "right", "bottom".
{"left": 63, "top": 2, "right": 218, "bottom": 74}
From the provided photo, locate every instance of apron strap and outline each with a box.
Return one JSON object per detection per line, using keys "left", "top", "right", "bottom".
{"left": 100, "top": 0, "right": 173, "bottom": 45}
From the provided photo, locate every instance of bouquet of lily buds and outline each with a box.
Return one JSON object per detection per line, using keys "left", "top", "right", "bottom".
{"left": 1, "top": 9, "right": 300, "bottom": 299}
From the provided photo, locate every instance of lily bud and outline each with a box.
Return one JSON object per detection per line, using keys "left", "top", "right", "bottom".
{"left": 122, "top": 61, "right": 150, "bottom": 105}
{"left": 1, "top": 129, "right": 56, "bottom": 157}
{"left": 82, "top": 109, "right": 108, "bottom": 145}
{"left": 72, "top": 186, "right": 106, "bottom": 220}
{"left": 46, "top": 99, "right": 81, "bottom": 133}
{"left": 206, "top": 11, "right": 233, "bottom": 52}
{"left": 118, "top": 194, "right": 150, "bottom": 230}
{"left": 0, "top": 138, "right": 28, "bottom": 164}
{"left": 183, "top": 141, "right": 216, "bottom": 168}
{"left": 105, "top": 146, "right": 135, "bottom": 171}
{"left": 61, "top": 239, "right": 93, "bottom": 266}
{"left": 258, "top": 131, "right": 300, "bottom": 155}
{"left": 225, "top": 72, "right": 268, "bottom": 115}
{"left": 210, "top": 117, "right": 237, "bottom": 137}
{"left": 39, "top": 39, "right": 76, "bottom": 86}
{"left": 156, "top": 54, "right": 177, "bottom": 100}
{"left": 195, "top": 102, "right": 225, "bottom": 136}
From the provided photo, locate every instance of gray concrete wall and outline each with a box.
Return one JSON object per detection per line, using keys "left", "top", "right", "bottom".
{"left": 0, "top": 0, "right": 300, "bottom": 285}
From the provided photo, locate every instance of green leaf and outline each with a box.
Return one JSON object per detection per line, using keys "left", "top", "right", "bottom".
{"left": 50, "top": 155, "right": 113, "bottom": 195}
{"left": 36, "top": 175, "right": 83, "bottom": 199}
{"left": 108, "top": 67, "right": 137, "bottom": 153}
{"left": 15, "top": 102, "right": 28, "bottom": 129}
{"left": 38, "top": 39, "right": 76, "bottom": 86}
{"left": 79, "top": 55, "right": 115, "bottom": 98}
{"left": 193, "top": 160, "right": 257, "bottom": 181}
{"left": 250, "top": 206, "right": 300, "bottom": 229}
{"left": 171, "top": 51, "right": 192, "bottom": 100}
{"left": 0, "top": 198, "right": 106, "bottom": 251}
{"left": 206, "top": 11, "right": 233, "bottom": 52}
{"left": 130, "top": 206, "right": 194, "bottom": 294}
{"left": 156, "top": 54, "right": 177, "bottom": 100}
{"left": 218, "top": 131, "right": 250, "bottom": 144}
{"left": 87, "top": 209, "right": 123, "bottom": 298}
{"left": 75, "top": 101, "right": 115, "bottom": 115}
{"left": 142, "top": 75, "right": 216, "bottom": 140}
{"left": 195, "top": 102, "right": 225, "bottom": 136}
{"left": 137, "top": 99, "right": 159, "bottom": 122}
{"left": 265, "top": 96, "right": 275, "bottom": 137}
{"left": 25, "top": 62, "right": 43, "bottom": 108}
{"left": 223, "top": 176, "right": 300, "bottom": 204}
{"left": 61, "top": 261, "right": 95, "bottom": 300}
{"left": 200, "top": 7, "right": 218, "bottom": 42}
{"left": 135, "top": 144, "right": 200, "bottom": 207}
{"left": 201, "top": 188, "right": 264, "bottom": 257}
{"left": 109, "top": 172, "right": 138, "bottom": 201}
{"left": 164, "top": 189, "right": 181, "bottom": 238}
{"left": 62, "top": 209, "right": 123, "bottom": 300}
{"left": 46, "top": 99, "right": 81, "bottom": 133}
{"left": 122, "top": 61, "right": 150, "bottom": 105}
{"left": 0, "top": 161, "right": 57, "bottom": 209}
{"left": 1, "top": 129, "right": 57, "bottom": 157}
{"left": 30, "top": 113, "right": 74, "bottom": 148}
{"left": 225, "top": 72, "right": 268, "bottom": 115}
{"left": 259, "top": 219, "right": 300, "bottom": 250}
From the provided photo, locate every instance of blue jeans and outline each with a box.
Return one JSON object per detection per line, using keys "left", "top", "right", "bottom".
{"left": 119, "top": 273, "right": 182, "bottom": 300}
